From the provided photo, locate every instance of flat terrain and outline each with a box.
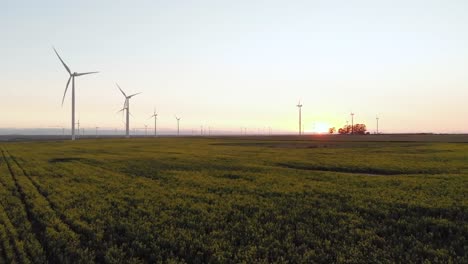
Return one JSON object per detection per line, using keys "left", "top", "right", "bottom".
{"left": 0, "top": 137, "right": 467, "bottom": 263}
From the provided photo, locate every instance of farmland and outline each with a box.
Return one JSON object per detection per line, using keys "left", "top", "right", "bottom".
{"left": 0, "top": 136, "right": 467, "bottom": 263}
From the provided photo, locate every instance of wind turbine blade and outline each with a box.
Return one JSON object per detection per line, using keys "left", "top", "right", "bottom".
{"left": 128, "top": 92, "right": 141, "bottom": 98}
{"left": 75, "top": 71, "right": 99, "bottom": 76}
{"left": 116, "top": 83, "right": 127, "bottom": 97}
{"left": 117, "top": 108, "right": 126, "bottom": 121}
{"left": 61, "top": 76, "right": 72, "bottom": 106}
{"left": 53, "top": 47, "right": 71, "bottom": 75}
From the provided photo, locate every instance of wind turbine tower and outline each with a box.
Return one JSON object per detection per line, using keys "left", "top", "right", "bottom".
{"left": 116, "top": 83, "right": 141, "bottom": 138}
{"left": 176, "top": 116, "right": 181, "bottom": 136}
{"left": 376, "top": 116, "right": 380, "bottom": 134}
{"left": 150, "top": 108, "right": 158, "bottom": 137}
{"left": 297, "top": 101, "right": 303, "bottom": 135}
{"left": 53, "top": 48, "right": 98, "bottom": 141}
{"left": 351, "top": 112, "right": 355, "bottom": 135}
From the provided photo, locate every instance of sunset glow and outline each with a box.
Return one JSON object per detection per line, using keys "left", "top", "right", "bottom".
{"left": 307, "top": 122, "right": 331, "bottom": 134}
{"left": 2, "top": 1, "right": 468, "bottom": 134}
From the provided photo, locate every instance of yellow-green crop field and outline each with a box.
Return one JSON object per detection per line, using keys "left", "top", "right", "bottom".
{"left": 0, "top": 137, "right": 467, "bottom": 263}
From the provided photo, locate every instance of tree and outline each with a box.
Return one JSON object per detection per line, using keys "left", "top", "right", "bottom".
{"left": 338, "top": 124, "right": 367, "bottom": 135}
{"left": 328, "top": 127, "right": 336, "bottom": 134}
{"left": 354, "top": 124, "right": 367, "bottom": 135}
{"left": 338, "top": 125, "right": 351, "bottom": 134}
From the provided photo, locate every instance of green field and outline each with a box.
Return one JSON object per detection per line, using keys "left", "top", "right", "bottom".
{"left": 0, "top": 137, "right": 467, "bottom": 263}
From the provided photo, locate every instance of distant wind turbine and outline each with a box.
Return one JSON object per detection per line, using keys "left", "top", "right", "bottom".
{"left": 296, "top": 100, "right": 303, "bottom": 135}
{"left": 76, "top": 120, "right": 80, "bottom": 138}
{"left": 53, "top": 47, "right": 98, "bottom": 141}
{"left": 175, "top": 116, "right": 181, "bottom": 136}
{"left": 376, "top": 116, "right": 380, "bottom": 134}
{"left": 351, "top": 112, "right": 355, "bottom": 135}
{"left": 116, "top": 83, "right": 141, "bottom": 138}
{"left": 149, "top": 108, "right": 158, "bottom": 137}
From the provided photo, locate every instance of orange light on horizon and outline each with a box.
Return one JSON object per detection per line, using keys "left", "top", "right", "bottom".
{"left": 307, "top": 122, "right": 331, "bottom": 134}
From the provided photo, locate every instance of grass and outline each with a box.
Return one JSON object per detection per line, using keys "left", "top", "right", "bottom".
{"left": 0, "top": 137, "right": 467, "bottom": 263}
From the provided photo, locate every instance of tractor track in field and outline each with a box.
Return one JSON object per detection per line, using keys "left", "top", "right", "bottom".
{"left": 0, "top": 203, "right": 22, "bottom": 263}
{"left": 7, "top": 150, "right": 81, "bottom": 230}
{"left": 6, "top": 149, "right": 101, "bottom": 262}
{"left": 0, "top": 225, "right": 13, "bottom": 263}
{"left": 0, "top": 159, "right": 9, "bottom": 189}
{"left": 1, "top": 149, "right": 46, "bottom": 263}
{"left": 0, "top": 177, "right": 7, "bottom": 189}
{"left": 0, "top": 232, "right": 9, "bottom": 264}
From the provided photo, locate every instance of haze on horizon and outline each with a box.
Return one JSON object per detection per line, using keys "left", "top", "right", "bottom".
{"left": 2, "top": 0, "right": 468, "bottom": 134}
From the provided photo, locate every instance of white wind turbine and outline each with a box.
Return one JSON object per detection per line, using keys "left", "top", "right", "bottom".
{"left": 53, "top": 47, "right": 98, "bottom": 140}
{"left": 296, "top": 100, "right": 303, "bottom": 135}
{"left": 149, "top": 108, "right": 158, "bottom": 137}
{"left": 116, "top": 83, "right": 141, "bottom": 138}
{"left": 175, "top": 116, "right": 181, "bottom": 136}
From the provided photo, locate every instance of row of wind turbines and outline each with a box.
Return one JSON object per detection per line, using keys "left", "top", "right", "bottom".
{"left": 54, "top": 47, "right": 170, "bottom": 140}
{"left": 55, "top": 47, "right": 380, "bottom": 140}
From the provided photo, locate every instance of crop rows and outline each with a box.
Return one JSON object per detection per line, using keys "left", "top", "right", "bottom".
{"left": 0, "top": 138, "right": 466, "bottom": 263}
{"left": 0, "top": 149, "right": 95, "bottom": 263}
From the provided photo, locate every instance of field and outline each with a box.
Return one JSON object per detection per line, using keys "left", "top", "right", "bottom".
{"left": 0, "top": 136, "right": 467, "bottom": 263}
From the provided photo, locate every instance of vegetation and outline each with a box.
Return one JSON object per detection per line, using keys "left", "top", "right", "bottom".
{"left": 338, "top": 124, "right": 368, "bottom": 135}
{"left": 0, "top": 137, "right": 467, "bottom": 263}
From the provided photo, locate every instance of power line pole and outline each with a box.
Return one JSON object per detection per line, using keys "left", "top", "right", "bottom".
{"left": 76, "top": 120, "right": 80, "bottom": 139}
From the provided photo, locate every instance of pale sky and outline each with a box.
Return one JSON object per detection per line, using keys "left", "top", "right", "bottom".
{"left": 2, "top": 0, "right": 468, "bottom": 134}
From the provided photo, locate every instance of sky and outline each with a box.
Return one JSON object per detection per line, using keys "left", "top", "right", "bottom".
{"left": 2, "top": 0, "right": 468, "bottom": 134}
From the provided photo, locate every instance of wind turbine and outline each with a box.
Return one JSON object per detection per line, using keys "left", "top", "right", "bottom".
{"left": 53, "top": 47, "right": 98, "bottom": 141}
{"left": 296, "top": 100, "right": 303, "bottom": 135}
{"left": 76, "top": 120, "right": 80, "bottom": 138}
{"left": 149, "top": 108, "right": 158, "bottom": 137}
{"left": 116, "top": 83, "right": 141, "bottom": 138}
{"left": 175, "top": 116, "right": 181, "bottom": 136}
{"left": 376, "top": 116, "right": 380, "bottom": 134}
